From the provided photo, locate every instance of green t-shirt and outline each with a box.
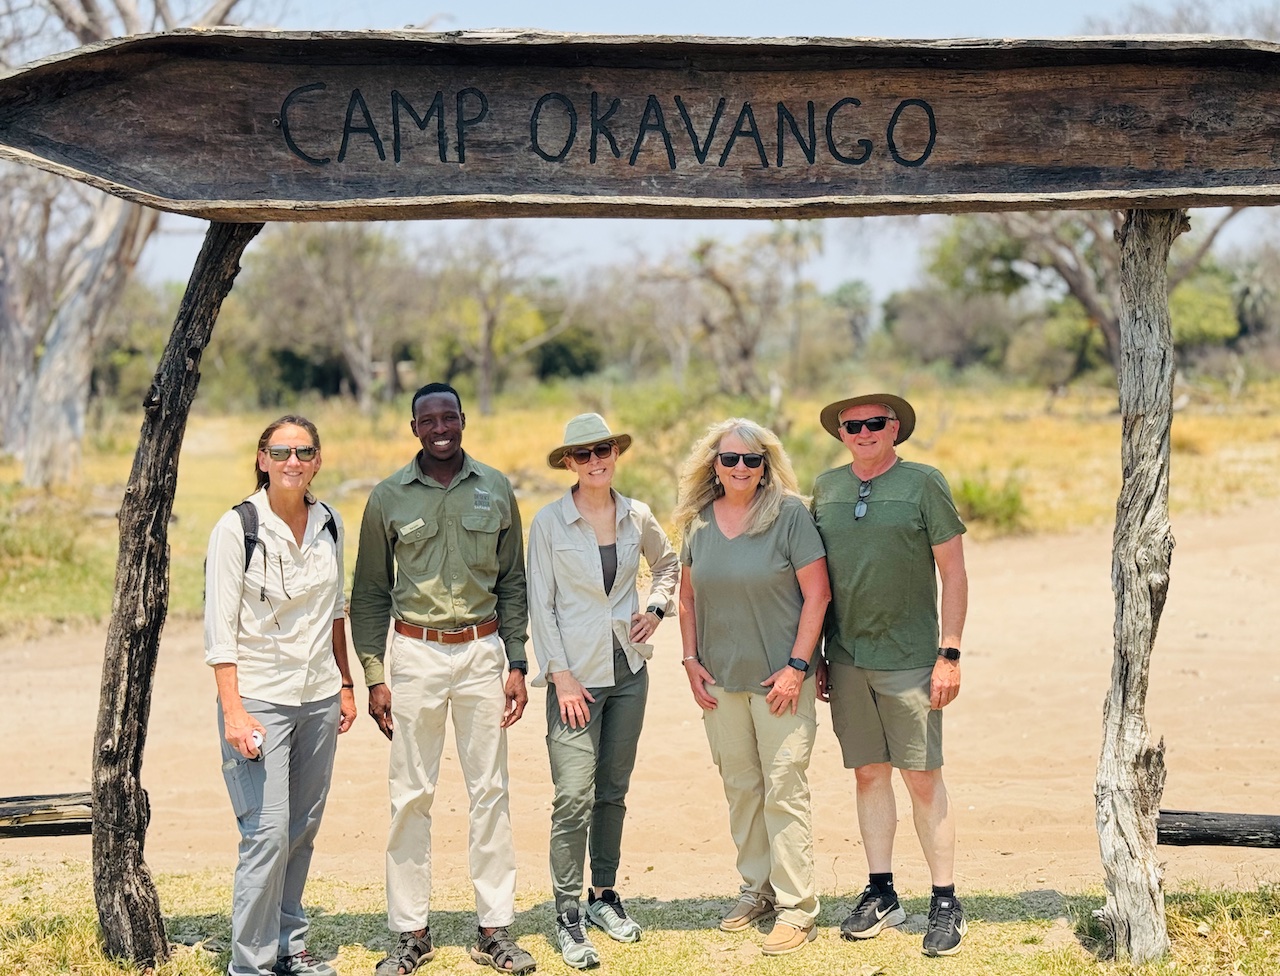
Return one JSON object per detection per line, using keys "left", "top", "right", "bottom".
{"left": 812, "top": 459, "right": 965, "bottom": 671}
{"left": 679, "top": 495, "right": 827, "bottom": 693}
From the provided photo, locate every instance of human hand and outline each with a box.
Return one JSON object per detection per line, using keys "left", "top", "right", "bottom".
{"left": 683, "top": 658, "right": 717, "bottom": 710}
{"left": 930, "top": 657, "right": 961, "bottom": 710}
{"left": 501, "top": 669, "right": 529, "bottom": 728}
{"left": 628, "top": 610, "right": 660, "bottom": 643}
{"left": 814, "top": 658, "right": 831, "bottom": 703}
{"left": 338, "top": 687, "right": 357, "bottom": 734}
{"left": 223, "top": 706, "right": 265, "bottom": 760}
{"left": 368, "top": 683, "right": 394, "bottom": 740}
{"left": 550, "top": 670, "right": 596, "bottom": 729}
{"left": 761, "top": 665, "right": 804, "bottom": 716}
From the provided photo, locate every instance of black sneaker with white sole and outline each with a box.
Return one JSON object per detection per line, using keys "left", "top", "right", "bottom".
{"left": 840, "top": 885, "right": 907, "bottom": 940}
{"left": 921, "top": 894, "right": 968, "bottom": 956}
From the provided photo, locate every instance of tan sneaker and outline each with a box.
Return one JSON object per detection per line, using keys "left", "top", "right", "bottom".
{"left": 719, "top": 895, "right": 775, "bottom": 932}
{"left": 762, "top": 921, "right": 817, "bottom": 956}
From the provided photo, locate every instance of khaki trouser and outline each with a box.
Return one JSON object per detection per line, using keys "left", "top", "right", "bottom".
{"left": 702, "top": 681, "right": 820, "bottom": 927}
{"left": 385, "top": 630, "right": 516, "bottom": 930}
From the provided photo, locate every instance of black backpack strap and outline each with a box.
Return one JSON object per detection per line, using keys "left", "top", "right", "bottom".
{"left": 232, "top": 500, "right": 260, "bottom": 572}
{"left": 318, "top": 501, "right": 338, "bottom": 545}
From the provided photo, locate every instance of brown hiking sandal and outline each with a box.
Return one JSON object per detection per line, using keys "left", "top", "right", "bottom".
{"left": 469, "top": 926, "right": 536, "bottom": 974}
{"left": 375, "top": 929, "right": 436, "bottom": 976}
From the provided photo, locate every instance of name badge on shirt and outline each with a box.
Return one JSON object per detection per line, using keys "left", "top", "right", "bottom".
{"left": 473, "top": 488, "right": 491, "bottom": 511}
{"left": 398, "top": 518, "right": 425, "bottom": 538}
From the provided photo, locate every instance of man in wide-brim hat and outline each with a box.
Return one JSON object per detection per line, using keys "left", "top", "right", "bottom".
{"left": 810, "top": 392, "right": 971, "bottom": 959}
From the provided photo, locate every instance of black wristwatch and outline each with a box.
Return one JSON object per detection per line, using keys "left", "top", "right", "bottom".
{"left": 938, "top": 646, "right": 961, "bottom": 662}
{"left": 787, "top": 657, "right": 810, "bottom": 672}
{"left": 508, "top": 660, "right": 529, "bottom": 674}
{"left": 647, "top": 605, "right": 665, "bottom": 620}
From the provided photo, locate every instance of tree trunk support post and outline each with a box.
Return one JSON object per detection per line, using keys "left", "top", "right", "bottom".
{"left": 91, "top": 220, "right": 262, "bottom": 968}
{"left": 1094, "top": 207, "right": 1187, "bottom": 964}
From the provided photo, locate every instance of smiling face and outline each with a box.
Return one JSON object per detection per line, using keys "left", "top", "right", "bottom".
{"left": 838, "top": 402, "right": 900, "bottom": 471}
{"left": 713, "top": 430, "right": 765, "bottom": 499}
{"left": 257, "top": 423, "right": 320, "bottom": 492}
{"left": 410, "top": 391, "right": 466, "bottom": 464}
{"left": 564, "top": 441, "right": 618, "bottom": 489}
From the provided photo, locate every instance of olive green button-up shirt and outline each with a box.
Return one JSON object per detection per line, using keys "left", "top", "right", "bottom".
{"left": 350, "top": 451, "right": 528, "bottom": 685}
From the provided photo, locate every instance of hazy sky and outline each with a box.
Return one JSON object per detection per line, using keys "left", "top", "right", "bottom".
{"left": 138, "top": 0, "right": 1267, "bottom": 296}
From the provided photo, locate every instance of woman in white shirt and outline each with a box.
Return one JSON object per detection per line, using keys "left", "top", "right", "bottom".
{"left": 527, "top": 413, "right": 679, "bottom": 970}
{"left": 204, "top": 415, "right": 357, "bottom": 976}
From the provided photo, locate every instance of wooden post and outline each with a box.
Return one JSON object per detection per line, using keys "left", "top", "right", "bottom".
{"left": 1094, "top": 207, "right": 1186, "bottom": 964}
{"left": 91, "top": 220, "right": 262, "bottom": 968}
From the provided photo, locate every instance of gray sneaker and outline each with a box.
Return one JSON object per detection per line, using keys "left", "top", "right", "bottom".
{"left": 555, "top": 909, "right": 600, "bottom": 969}
{"left": 585, "top": 890, "right": 642, "bottom": 942}
{"left": 273, "top": 948, "right": 335, "bottom": 976}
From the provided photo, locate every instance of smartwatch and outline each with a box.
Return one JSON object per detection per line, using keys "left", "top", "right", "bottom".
{"left": 787, "top": 657, "right": 810, "bottom": 672}
{"left": 647, "top": 605, "right": 665, "bottom": 620}
{"left": 938, "top": 646, "right": 961, "bottom": 662}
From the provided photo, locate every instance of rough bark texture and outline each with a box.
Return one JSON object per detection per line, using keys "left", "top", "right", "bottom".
{"left": 1158, "top": 810, "right": 1280, "bottom": 848}
{"left": 1094, "top": 207, "right": 1185, "bottom": 964}
{"left": 91, "top": 220, "right": 262, "bottom": 969}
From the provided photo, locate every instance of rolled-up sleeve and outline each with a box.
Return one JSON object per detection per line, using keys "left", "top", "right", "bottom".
{"left": 639, "top": 507, "right": 679, "bottom": 616}
{"left": 203, "top": 513, "right": 246, "bottom": 667}
{"left": 526, "top": 513, "right": 569, "bottom": 686}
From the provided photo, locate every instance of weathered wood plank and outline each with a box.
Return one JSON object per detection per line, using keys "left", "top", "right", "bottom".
{"left": 0, "top": 792, "right": 93, "bottom": 838}
{"left": 2, "top": 30, "right": 1280, "bottom": 219}
{"left": 1158, "top": 809, "right": 1280, "bottom": 848}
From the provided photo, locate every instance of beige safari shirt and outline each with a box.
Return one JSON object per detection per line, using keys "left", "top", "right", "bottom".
{"left": 526, "top": 489, "right": 679, "bottom": 689}
{"left": 349, "top": 451, "right": 528, "bottom": 685}
{"left": 203, "top": 489, "right": 345, "bottom": 705}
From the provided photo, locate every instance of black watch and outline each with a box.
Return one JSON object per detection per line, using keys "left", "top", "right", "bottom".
{"left": 787, "top": 657, "right": 810, "bottom": 673}
{"left": 647, "top": 605, "right": 665, "bottom": 620}
{"left": 508, "top": 660, "right": 529, "bottom": 674}
{"left": 938, "top": 646, "right": 961, "bottom": 662}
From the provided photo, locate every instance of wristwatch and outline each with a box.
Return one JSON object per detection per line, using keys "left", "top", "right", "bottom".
{"left": 787, "top": 657, "right": 810, "bottom": 672}
{"left": 647, "top": 605, "right": 665, "bottom": 619}
{"left": 508, "top": 660, "right": 529, "bottom": 674}
{"left": 938, "top": 646, "right": 961, "bottom": 662}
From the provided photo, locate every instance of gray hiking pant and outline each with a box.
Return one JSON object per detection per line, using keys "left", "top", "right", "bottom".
{"left": 218, "top": 694, "right": 339, "bottom": 976}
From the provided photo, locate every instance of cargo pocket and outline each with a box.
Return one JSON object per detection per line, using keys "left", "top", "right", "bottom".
{"left": 221, "top": 757, "right": 263, "bottom": 820}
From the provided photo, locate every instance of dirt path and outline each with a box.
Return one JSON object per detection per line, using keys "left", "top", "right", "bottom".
{"left": 4, "top": 504, "right": 1279, "bottom": 902}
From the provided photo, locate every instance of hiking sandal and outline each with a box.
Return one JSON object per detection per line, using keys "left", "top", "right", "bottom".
{"left": 469, "top": 927, "right": 536, "bottom": 974}
{"left": 375, "top": 929, "right": 436, "bottom": 976}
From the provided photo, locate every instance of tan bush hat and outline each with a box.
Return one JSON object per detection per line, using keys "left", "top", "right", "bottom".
{"left": 547, "top": 413, "right": 633, "bottom": 468}
{"left": 819, "top": 393, "right": 916, "bottom": 445}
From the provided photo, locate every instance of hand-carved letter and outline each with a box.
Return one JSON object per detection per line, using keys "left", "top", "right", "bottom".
{"left": 280, "top": 83, "right": 331, "bottom": 167}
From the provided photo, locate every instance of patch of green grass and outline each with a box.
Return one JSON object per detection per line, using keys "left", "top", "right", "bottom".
{"left": 953, "top": 468, "right": 1028, "bottom": 535}
{"left": 4, "top": 860, "right": 1280, "bottom": 976}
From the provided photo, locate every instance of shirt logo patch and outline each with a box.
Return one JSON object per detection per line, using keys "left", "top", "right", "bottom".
{"left": 472, "top": 488, "right": 491, "bottom": 511}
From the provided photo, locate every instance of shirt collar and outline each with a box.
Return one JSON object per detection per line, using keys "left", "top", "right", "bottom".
{"left": 556, "top": 487, "right": 632, "bottom": 525}
{"left": 400, "top": 451, "right": 479, "bottom": 488}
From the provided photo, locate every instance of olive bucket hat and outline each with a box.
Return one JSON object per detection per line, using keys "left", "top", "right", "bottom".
{"left": 819, "top": 393, "right": 917, "bottom": 445}
{"left": 547, "top": 413, "right": 633, "bottom": 469}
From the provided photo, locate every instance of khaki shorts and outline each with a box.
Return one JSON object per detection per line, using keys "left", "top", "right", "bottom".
{"left": 828, "top": 661, "right": 942, "bottom": 771}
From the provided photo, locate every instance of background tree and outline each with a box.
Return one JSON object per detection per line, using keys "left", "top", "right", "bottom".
{"left": 238, "top": 223, "right": 420, "bottom": 413}
{"left": 0, "top": 0, "right": 249, "bottom": 487}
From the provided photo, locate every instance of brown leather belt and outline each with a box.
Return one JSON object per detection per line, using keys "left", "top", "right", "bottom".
{"left": 394, "top": 616, "right": 499, "bottom": 644}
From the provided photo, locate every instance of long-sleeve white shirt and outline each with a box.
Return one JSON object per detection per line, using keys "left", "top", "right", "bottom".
{"left": 527, "top": 489, "right": 679, "bottom": 689}
{"left": 204, "top": 489, "right": 345, "bottom": 705}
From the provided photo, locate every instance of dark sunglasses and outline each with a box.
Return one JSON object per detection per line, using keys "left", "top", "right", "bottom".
{"left": 569, "top": 442, "right": 616, "bottom": 464}
{"left": 840, "top": 416, "right": 892, "bottom": 435}
{"left": 717, "top": 452, "right": 765, "bottom": 469}
{"left": 854, "top": 479, "right": 872, "bottom": 520}
{"left": 266, "top": 444, "right": 318, "bottom": 461}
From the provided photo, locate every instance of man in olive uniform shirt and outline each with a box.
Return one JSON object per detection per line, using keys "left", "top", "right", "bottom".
{"left": 812, "top": 393, "right": 969, "bottom": 959}
{"left": 350, "top": 382, "right": 536, "bottom": 976}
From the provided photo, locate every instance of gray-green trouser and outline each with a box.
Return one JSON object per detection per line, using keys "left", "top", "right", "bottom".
{"left": 218, "top": 695, "right": 339, "bottom": 976}
{"left": 546, "top": 645, "right": 648, "bottom": 914}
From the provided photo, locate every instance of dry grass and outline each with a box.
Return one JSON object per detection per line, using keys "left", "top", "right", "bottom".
{"left": 2, "top": 380, "right": 1279, "bottom": 633}
{"left": 5, "top": 857, "right": 1280, "bottom": 976}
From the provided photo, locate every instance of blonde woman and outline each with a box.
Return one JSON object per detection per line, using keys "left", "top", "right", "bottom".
{"left": 527, "top": 413, "right": 679, "bottom": 969}
{"left": 204, "top": 415, "right": 357, "bottom": 976}
{"left": 675, "top": 418, "right": 830, "bottom": 957}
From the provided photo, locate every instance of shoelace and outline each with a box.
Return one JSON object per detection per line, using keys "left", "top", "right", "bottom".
{"left": 929, "top": 898, "right": 957, "bottom": 928}
{"left": 279, "top": 949, "right": 321, "bottom": 971}
{"left": 600, "top": 893, "right": 629, "bottom": 919}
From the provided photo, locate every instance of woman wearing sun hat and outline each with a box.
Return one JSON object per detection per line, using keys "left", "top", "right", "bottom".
{"left": 527, "top": 412, "right": 680, "bottom": 969}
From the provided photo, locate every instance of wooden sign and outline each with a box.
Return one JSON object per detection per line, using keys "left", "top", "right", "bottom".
{"left": 2, "top": 29, "right": 1280, "bottom": 220}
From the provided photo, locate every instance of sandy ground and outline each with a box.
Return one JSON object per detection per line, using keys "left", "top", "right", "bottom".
{"left": 4, "top": 503, "right": 1280, "bottom": 905}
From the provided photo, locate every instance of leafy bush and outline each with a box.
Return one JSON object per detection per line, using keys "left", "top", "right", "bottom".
{"left": 953, "top": 469, "right": 1027, "bottom": 534}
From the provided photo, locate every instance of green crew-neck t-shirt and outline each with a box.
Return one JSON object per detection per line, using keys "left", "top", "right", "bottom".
{"left": 679, "top": 495, "right": 827, "bottom": 693}
{"left": 812, "top": 459, "right": 965, "bottom": 671}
